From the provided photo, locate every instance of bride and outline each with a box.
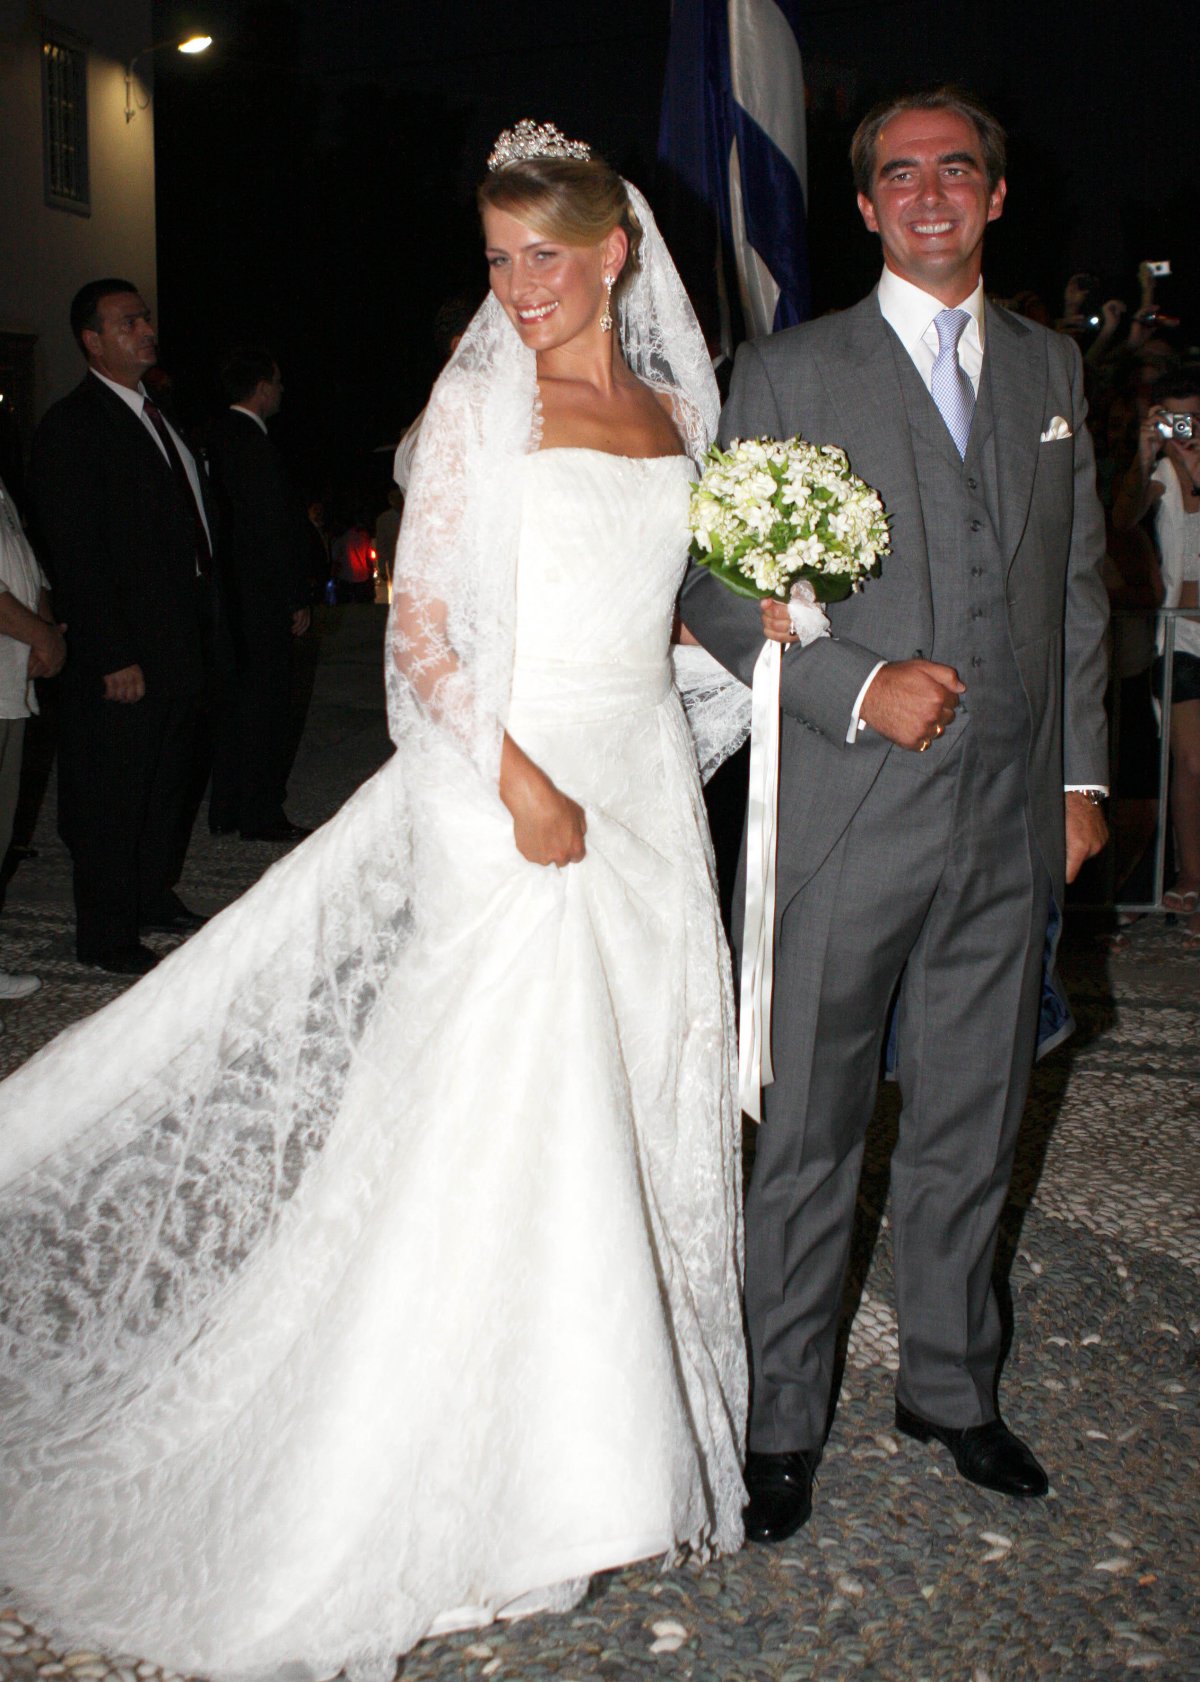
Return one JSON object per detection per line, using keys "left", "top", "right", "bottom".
{"left": 0, "top": 122, "right": 749, "bottom": 1682}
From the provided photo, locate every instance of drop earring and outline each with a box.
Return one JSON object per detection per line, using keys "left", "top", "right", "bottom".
{"left": 600, "top": 274, "right": 614, "bottom": 333}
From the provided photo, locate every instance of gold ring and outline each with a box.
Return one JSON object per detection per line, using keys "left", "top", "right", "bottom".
{"left": 934, "top": 723, "right": 944, "bottom": 737}
{"left": 918, "top": 738, "right": 930, "bottom": 752}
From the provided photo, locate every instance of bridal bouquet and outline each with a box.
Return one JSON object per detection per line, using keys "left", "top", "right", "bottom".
{"left": 688, "top": 436, "right": 890, "bottom": 617}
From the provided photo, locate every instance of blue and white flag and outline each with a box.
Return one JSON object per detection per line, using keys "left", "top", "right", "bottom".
{"left": 658, "top": 0, "right": 810, "bottom": 343}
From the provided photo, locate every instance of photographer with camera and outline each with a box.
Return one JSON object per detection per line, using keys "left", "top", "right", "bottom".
{"left": 1113, "top": 366, "right": 1200, "bottom": 938}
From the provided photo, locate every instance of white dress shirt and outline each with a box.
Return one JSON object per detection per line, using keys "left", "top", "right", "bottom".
{"left": 89, "top": 370, "right": 213, "bottom": 552}
{"left": 230, "top": 403, "right": 268, "bottom": 435}
{"left": 876, "top": 266, "right": 986, "bottom": 398}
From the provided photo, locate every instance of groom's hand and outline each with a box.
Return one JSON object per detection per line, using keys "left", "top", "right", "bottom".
{"left": 858, "top": 660, "right": 965, "bottom": 751}
{"left": 1064, "top": 791, "right": 1108, "bottom": 883}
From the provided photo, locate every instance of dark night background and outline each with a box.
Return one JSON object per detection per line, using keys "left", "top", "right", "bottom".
{"left": 150, "top": 0, "right": 1196, "bottom": 514}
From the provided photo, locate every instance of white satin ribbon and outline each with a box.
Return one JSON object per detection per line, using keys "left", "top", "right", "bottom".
{"left": 738, "top": 638, "right": 782, "bottom": 1122}
{"left": 738, "top": 582, "right": 830, "bottom": 1122}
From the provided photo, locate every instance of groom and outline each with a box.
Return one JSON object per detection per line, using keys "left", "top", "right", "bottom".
{"left": 682, "top": 86, "right": 1110, "bottom": 1540}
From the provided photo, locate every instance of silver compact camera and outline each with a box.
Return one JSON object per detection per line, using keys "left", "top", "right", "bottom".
{"left": 1156, "top": 412, "right": 1197, "bottom": 442}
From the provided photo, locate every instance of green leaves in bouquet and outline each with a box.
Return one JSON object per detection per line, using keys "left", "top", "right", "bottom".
{"left": 688, "top": 537, "right": 767, "bottom": 600}
{"left": 689, "top": 517, "right": 878, "bottom": 603}
{"left": 795, "top": 554, "right": 883, "bottom": 604}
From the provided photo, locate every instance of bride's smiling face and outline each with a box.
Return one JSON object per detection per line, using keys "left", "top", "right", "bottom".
{"left": 483, "top": 204, "right": 624, "bottom": 352}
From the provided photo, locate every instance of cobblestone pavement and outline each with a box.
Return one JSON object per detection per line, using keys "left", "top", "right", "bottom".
{"left": 2, "top": 610, "right": 1197, "bottom": 1682}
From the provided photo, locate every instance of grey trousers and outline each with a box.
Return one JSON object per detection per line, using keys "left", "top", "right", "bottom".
{"left": 0, "top": 716, "right": 25, "bottom": 866}
{"left": 745, "top": 732, "right": 1049, "bottom": 1451}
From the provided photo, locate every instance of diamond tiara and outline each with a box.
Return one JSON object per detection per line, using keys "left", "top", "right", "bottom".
{"left": 487, "top": 119, "right": 592, "bottom": 173}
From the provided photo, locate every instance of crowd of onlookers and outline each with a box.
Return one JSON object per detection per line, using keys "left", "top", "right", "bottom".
{"left": 1001, "top": 264, "right": 1200, "bottom": 942}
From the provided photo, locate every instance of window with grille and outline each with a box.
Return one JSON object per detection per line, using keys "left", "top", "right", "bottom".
{"left": 42, "top": 38, "right": 90, "bottom": 214}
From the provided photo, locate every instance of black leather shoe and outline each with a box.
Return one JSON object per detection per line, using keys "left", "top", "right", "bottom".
{"left": 140, "top": 903, "right": 208, "bottom": 934}
{"left": 83, "top": 943, "right": 160, "bottom": 976}
{"left": 743, "top": 1449, "right": 820, "bottom": 1543}
{"left": 239, "top": 820, "right": 312, "bottom": 842}
{"left": 895, "top": 1400, "right": 1049, "bottom": 1497}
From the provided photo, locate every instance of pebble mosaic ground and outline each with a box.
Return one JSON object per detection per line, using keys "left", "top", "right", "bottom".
{"left": 2, "top": 609, "right": 1197, "bottom": 1682}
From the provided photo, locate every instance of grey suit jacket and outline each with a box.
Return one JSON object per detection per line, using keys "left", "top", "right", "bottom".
{"left": 680, "top": 292, "right": 1110, "bottom": 904}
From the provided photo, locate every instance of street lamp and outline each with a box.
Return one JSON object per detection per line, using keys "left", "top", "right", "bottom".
{"left": 125, "top": 34, "right": 212, "bottom": 123}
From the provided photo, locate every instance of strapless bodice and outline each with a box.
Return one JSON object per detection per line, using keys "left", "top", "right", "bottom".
{"left": 512, "top": 447, "right": 694, "bottom": 672}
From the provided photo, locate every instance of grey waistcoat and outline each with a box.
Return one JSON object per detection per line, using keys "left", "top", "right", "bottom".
{"left": 891, "top": 343, "right": 1030, "bottom": 771}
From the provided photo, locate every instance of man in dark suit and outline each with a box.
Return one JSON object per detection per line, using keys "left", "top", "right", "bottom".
{"left": 682, "top": 89, "right": 1110, "bottom": 1538}
{"left": 31, "top": 279, "right": 213, "bottom": 975}
{"left": 206, "top": 349, "right": 311, "bottom": 842}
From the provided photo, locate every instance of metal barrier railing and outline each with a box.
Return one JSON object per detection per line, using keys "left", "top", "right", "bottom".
{"left": 1110, "top": 605, "right": 1199, "bottom": 915}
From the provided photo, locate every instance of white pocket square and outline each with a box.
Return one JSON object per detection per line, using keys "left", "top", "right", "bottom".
{"left": 1039, "top": 416, "right": 1072, "bottom": 442}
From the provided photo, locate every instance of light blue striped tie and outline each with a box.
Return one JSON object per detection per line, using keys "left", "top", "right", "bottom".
{"left": 930, "top": 308, "right": 975, "bottom": 458}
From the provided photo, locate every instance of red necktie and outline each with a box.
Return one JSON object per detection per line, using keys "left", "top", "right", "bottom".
{"left": 143, "top": 398, "right": 212, "bottom": 577}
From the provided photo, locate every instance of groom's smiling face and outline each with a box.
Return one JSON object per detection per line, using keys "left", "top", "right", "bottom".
{"left": 857, "top": 109, "right": 1006, "bottom": 306}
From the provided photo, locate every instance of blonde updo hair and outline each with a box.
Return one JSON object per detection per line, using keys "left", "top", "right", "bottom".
{"left": 478, "top": 154, "right": 644, "bottom": 299}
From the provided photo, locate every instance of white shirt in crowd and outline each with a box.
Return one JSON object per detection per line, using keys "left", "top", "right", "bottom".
{"left": 393, "top": 409, "right": 425, "bottom": 496}
{"left": 0, "top": 477, "right": 49, "bottom": 720}
{"left": 1152, "top": 457, "right": 1200, "bottom": 660}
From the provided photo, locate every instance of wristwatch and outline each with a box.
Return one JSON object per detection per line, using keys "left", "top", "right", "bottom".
{"left": 1073, "top": 788, "right": 1106, "bottom": 806}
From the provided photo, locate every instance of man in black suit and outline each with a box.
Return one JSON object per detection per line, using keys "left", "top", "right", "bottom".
{"left": 206, "top": 349, "right": 311, "bottom": 842}
{"left": 30, "top": 279, "right": 213, "bottom": 975}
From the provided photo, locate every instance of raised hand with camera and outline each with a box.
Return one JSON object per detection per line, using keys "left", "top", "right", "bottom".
{"left": 1112, "top": 363, "right": 1200, "bottom": 533}
{"left": 1128, "top": 259, "right": 1179, "bottom": 349}
{"left": 1056, "top": 270, "right": 1103, "bottom": 337}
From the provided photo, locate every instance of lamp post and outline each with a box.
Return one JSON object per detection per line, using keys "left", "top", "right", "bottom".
{"left": 125, "top": 34, "right": 212, "bottom": 123}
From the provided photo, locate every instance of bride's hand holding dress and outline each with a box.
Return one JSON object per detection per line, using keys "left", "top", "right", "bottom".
{"left": 499, "top": 733, "right": 587, "bottom": 866}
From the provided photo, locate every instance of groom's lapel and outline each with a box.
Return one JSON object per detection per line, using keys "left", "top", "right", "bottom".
{"left": 811, "top": 297, "right": 932, "bottom": 615}
{"left": 984, "top": 303, "right": 1045, "bottom": 568}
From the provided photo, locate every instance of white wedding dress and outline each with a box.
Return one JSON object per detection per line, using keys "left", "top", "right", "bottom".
{"left": 0, "top": 447, "right": 747, "bottom": 1682}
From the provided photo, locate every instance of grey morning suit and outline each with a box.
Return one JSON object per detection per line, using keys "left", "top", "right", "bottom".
{"left": 681, "top": 293, "right": 1109, "bottom": 1451}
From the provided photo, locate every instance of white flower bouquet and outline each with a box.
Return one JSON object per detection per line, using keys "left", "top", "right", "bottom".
{"left": 688, "top": 435, "right": 890, "bottom": 606}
